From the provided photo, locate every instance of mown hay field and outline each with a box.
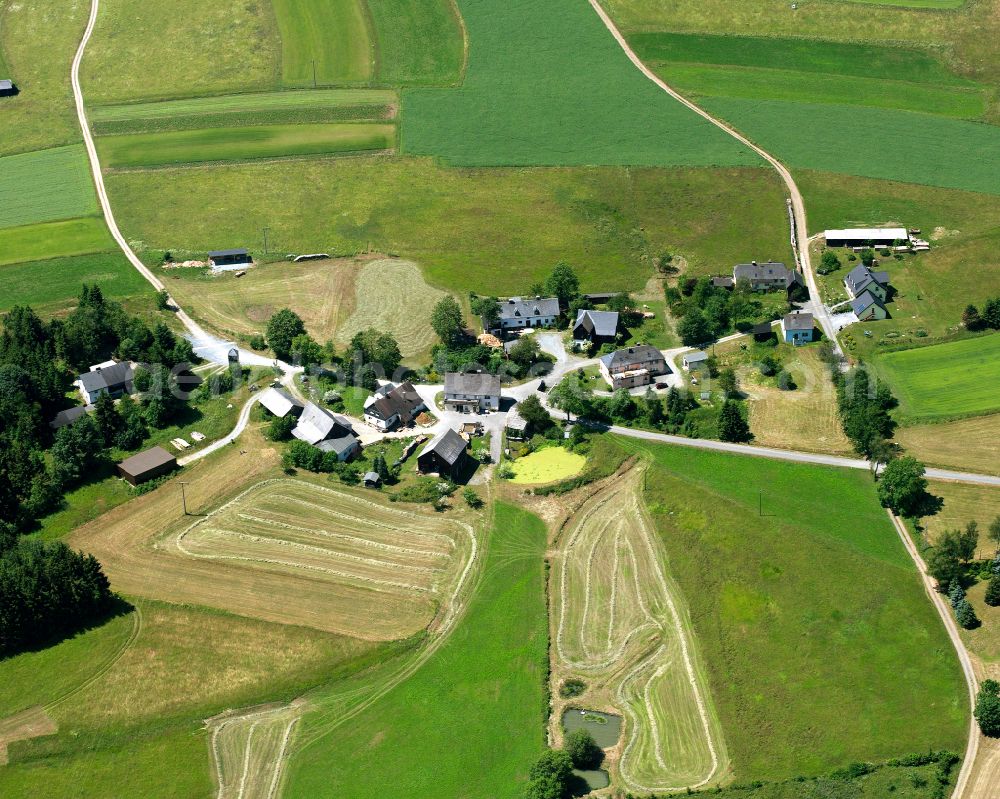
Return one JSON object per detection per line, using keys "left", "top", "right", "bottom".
{"left": 895, "top": 414, "right": 1000, "bottom": 476}
{"left": 96, "top": 123, "right": 395, "bottom": 169}
{"left": 367, "top": 0, "right": 465, "bottom": 86}
{"left": 876, "top": 334, "right": 1000, "bottom": 422}
{"left": 0, "top": 219, "right": 113, "bottom": 267}
{"left": 401, "top": 0, "right": 759, "bottom": 166}
{"left": 272, "top": 0, "right": 372, "bottom": 86}
{"left": 0, "top": 145, "right": 99, "bottom": 228}
{"left": 921, "top": 481, "right": 1000, "bottom": 559}
{"left": 616, "top": 438, "right": 967, "bottom": 782}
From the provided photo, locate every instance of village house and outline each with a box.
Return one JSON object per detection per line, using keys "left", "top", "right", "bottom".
{"left": 363, "top": 381, "right": 425, "bottom": 431}
{"left": 682, "top": 351, "right": 708, "bottom": 371}
{"left": 258, "top": 387, "right": 304, "bottom": 418}
{"left": 843, "top": 264, "right": 890, "bottom": 302}
{"left": 599, "top": 345, "right": 667, "bottom": 390}
{"left": 732, "top": 261, "right": 803, "bottom": 293}
{"left": 492, "top": 297, "right": 560, "bottom": 331}
{"left": 572, "top": 309, "right": 619, "bottom": 346}
{"left": 78, "top": 360, "right": 134, "bottom": 405}
{"left": 824, "top": 228, "right": 908, "bottom": 248}
{"left": 852, "top": 291, "right": 889, "bottom": 322}
{"left": 292, "top": 402, "right": 360, "bottom": 461}
{"left": 417, "top": 428, "right": 469, "bottom": 479}
{"left": 781, "top": 312, "right": 816, "bottom": 345}
{"left": 443, "top": 372, "right": 501, "bottom": 413}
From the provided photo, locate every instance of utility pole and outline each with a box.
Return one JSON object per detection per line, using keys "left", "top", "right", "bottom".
{"left": 262, "top": 226, "right": 270, "bottom": 255}
{"left": 312, "top": 60, "right": 317, "bottom": 89}
{"left": 180, "top": 482, "right": 189, "bottom": 515}
{"left": 758, "top": 488, "right": 762, "bottom": 517}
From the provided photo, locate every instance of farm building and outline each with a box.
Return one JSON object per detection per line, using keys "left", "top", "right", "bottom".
{"left": 599, "top": 345, "right": 667, "bottom": 390}
{"left": 78, "top": 360, "right": 134, "bottom": 405}
{"left": 363, "top": 471, "right": 381, "bottom": 488}
{"left": 750, "top": 321, "right": 774, "bottom": 341}
{"left": 208, "top": 248, "right": 251, "bottom": 269}
{"left": 292, "top": 402, "right": 360, "bottom": 460}
{"left": 0, "top": 79, "right": 16, "bottom": 96}
{"left": 363, "top": 381, "right": 425, "bottom": 431}
{"left": 572, "top": 309, "right": 619, "bottom": 346}
{"left": 824, "top": 228, "right": 908, "bottom": 248}
{"left": 732, "top": 261, "right": 803, "bottom": 293}
{"left": 843, "top": 264, "right": 890, "bottom": 301}
{"left": 781, "top": 312, "right": 816, "bottom": 345}
{"left": 49, "top": 405, "right": 93, "bottom": 430}
{"left": 506, "top": 406, "right": 528, "bottom": 440}
{"left": 852, "top": 291, "right": 889, "bottom": 322}
{"left": 683, "top": 351, "right": 708, "bottom": 370}
{"left": 492, "top": 297, "right": 560, "bottom": 331}
{"left": 117, "top": 446, "right": 177, "bottom": 486}
{"left": 258, "top": 387, "right": 304, "bottom": 418}
{"left": 443, "top": 372, "right": 501, "bottom": 413}
{"left": 417, "top": 428, "right": 469, "bottom": 479}
{"left": 712, "top": 276, "right": 735, "bottom": 290}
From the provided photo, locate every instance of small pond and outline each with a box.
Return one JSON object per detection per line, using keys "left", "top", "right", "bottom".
{"left": 561, "top": 708, "right": 622, "bottom": 749}
{"left": 572, "top": 767, "right": 610, "bottom": 792}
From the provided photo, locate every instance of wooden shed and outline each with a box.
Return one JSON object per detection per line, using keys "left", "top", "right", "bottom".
{"left": 117, "top": 446, "right": 178, "bottom": 486}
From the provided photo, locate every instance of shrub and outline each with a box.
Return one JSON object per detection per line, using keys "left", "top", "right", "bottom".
{"left": 563, "top": 728, "right": 603, "bottom": 770}
{"left": 559, "top": 678, "right": 586, "bottom": 698}
{"left": 497, "top": 462, "right": 514, "bottom": 479}
{"left": 986, "top": 574, "right": 1000, "bottom": 607}
{"left": 948, "top": 582, "right": 966, "bottom": 609}
{"left": 248, "top": 333, "right": 266, "bottom": 350}
{"left": 975, "top": 681, "right": 1000, "bottom": 737}
{"left": 463, "top": 487, "right": 483, "bottom": 508}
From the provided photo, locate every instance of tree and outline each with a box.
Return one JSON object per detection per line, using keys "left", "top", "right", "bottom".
{"left": 876, "top": 456, "right": 928, "bottom": 517}
{"left": 717, "top": 367, "right": 738, "bottom": 397}
{"left": 564, "top": 729, "right": 603, "bottom": 770}
{"left": 508, "top": 335, "right": 541, "bottom": 368}
{"left": 868, "top": 438, "right": 898, "bottom": 477}
{"left": 644, "top": 388, "right": 664, "bottom": 428}
{"left": 517, "top": 394, "right": 552, "bottom": 435}
{"left": 470, "top": 295, "right": 502, "bottom": 330}
{"left": 289, "top": 333, "right": 324, "bottom": 368}
{"left": 956, "top": 598, "right": 980, "bottom": 629}
{"left": 976, "top": 681, "right": 1000, "bottom": 737}
{"left": 718, "top": 399, "right": 751, "bottom": 443}
{"left": 989, "top": 515, "right": 1000, "bottom": 556}
{"left": 544, "top": 262, "right": 580, "bottom": 307}
{"left": 677, "top": 310, "right": 712, "bottom": 347}
{"left": 92, "top": 392, "right": 122, "bottom": 446}
{"left": 818, "top": 251, "right": 841, "bottom": 275}
{"left": 431, "top": 296, "right": 466, "bottom": 347}
{"left": 549, "top": 378, "right": 593, "bottom": 421}
{"left": 759, "top": 354, "right": 779, "bottom": 377}
{"left": 608, "top": 388, "right": 636, "bottom": 421}
{"left": 985, "top": 573, "right": 1000, "bottom": 607}
{"left": 984, "top": 297, "right": 1000, "bottom": 330}
{"left": 860, "top": 248, "right": 876, "bottom": 267}
{"left": 51, "top": 416, "right": 105, "bottom": 488}
{"left": 958, "top": 521, "right": 980, "bottom": 564}
{"left": 463, "top": 487, "right": 483, "bottom": 508}
{"left": 372, "top": 453, "right": 391, "bottom": 483}
{"left": 349, "top": 328, "right": 403, "bottom": 376}
{"left": 265, "top": 308, "right": 306, "bottom": 361}
{"left": 963, "top": 304, "right": 986, "bottom": 332}
{"left": 155, "top": 290, "right": 170, "bottom": 311}
{"left": 114, "top": 396, "right": 147, "bottom": 450}
{"left": 524, "top": 750, "right": 574, "bottom": 799}
{"left": 265, "top": 414, "right": 296, "bottom": 441}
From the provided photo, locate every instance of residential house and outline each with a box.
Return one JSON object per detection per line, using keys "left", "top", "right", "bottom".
{"left": 292, "top": 402, "right": 360, "bottom": 460}
{"left": 363, "top": 381, "right": 425, "bottom": 431}
{"left": 843, "top": 264, "right": 890, "bottom": 302}
{"left": 417, "top": 428, "right": 469, "bottom": 479}
{"left": 493, "top": 297, "right": 560, "bottom": 331}
{"left": 572, "top": 309, "right": 619, "bottom": 346}
{"left": 443, "top": 372, "right": 501, "bottom": 413}
{"left": 852, "top": 291, "right": 888, "bottom": 322}
{"left": 117, "top": 446, "right": 177, "bottom": 486}
{"left": 824, "top": 228, "right": 908, "bottom": 248}
{"left": 258, "top": 387, "right": 304, "bottom": 418}
{"left": 732, "top": 261, "right": 803, "bottom": 293}
{"left": 78, "top": 361, "right": 134, "bottom": 405}
{"left": 682, "top": 351, "right": 708, "bottom": 371}
{"left": 781, "top": 312, "right": 816, "bottom": 344}
{"left": 599, "top": 345, "right": 667, "bottom": 390}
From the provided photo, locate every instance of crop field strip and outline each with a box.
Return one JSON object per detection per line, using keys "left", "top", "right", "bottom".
{"left": 272, "top": 0, "right": 373, "bottom": 87}
{"left": 0, "top": 145, "right": 100, "bottom": 228}
{"left": 553, "top": 466, "right": 726, "bottom": 792}
{"left": 0, "top": 219, "right": 113, "bottom": 267}
{"left": 366, "top": 0, "right": 466, "bottom": 87}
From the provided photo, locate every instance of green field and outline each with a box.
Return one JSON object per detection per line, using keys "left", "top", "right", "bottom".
{"left": 0, "top": 145, "right": 98, "bottom": 228}
{"left": 510, "top": 446, "right": 586, "bottom": 484}
{"left": 285, "top": 502, "right": 548, "bottom": 797}
{"left": 106, "top": 160, "right": 792, "bottom": 295}
{"left": 0, "top": 253, "right": 148, "bottom": 312}
{"left": 272, "top": 0, "right": 372, "bottom": 86}
{"left": 401, "top": 0, "right": 758, "bottom": 166}
{"left": 623, "top": 438, "right": 968, "bottom": 780}
{"left": 96, "top": 123, "right": 395, "bottom": 168}
{"left": 0, "top": 219, "right": 113, "bottom": 267}
{"left": 368, "top": 0, "right": 465, "bottom": 86}
{"left": 876, "top": 334, "right": 1000, "bottom": 422}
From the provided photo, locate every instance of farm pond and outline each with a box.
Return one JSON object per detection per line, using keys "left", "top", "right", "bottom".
{"left": 562, "top": 708, "right": 621, "bottom": 791}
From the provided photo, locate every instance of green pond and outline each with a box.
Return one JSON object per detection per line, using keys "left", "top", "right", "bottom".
{"left": 561, "top": 708, "right": 622, "bottom": 748}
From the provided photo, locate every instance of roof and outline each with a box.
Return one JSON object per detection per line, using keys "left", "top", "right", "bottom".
{"left": 444, "top": 372, "right": 501, "bottom": 397}
{"left": 292, "top": 402, "right": 354, "bottom": 445}
{"left": 418, "top": 428, "right": 468, "bottom": 466}
{"left": 844, "top": 265, "right": 889, "bottom": 295}
{"left": 851, "top": 291, "right": 886, "bottom": 315}
{"left": 733, "top": 262, "right": 794, "bottom": 285}
{"left": 314, "top": 426, "right": 359, "bottom": 456}
{"left": 506, "top": 406, "right": 528, "bottom": 430}
{"left": 79, "top": 361, "right": 133, "bottom": 394}
{"left": 118, "top": 446, "right": 176, "bottom": 477}
{"left": 208, "top": 248, "right": 249, "bottom": 258}
{"left": 364, "top": 471, "right": 381, "bottom": 484}
{"left": 600, "top": 344, "right": 664, "bottom": 370}
{"left": 0, "top": 80, "right": 12, "bottom": 91}
{"left": 573, "top": 309, "right": 619, "bottom": 338}
{"left": 783, "top": 312, "right": 813, "bottom": 331}
{"left": 365, "top": 381, "right": 423, "bottom": 421}
{"left": 49, "top": 405, "right": 92, "bottom": 429}
{"left": 684, "top": 350, "right": 708, "bottom": 363}
{"left": 258, "top": 387, "right": 304, "bottom": 417}
{"left": 825, "top": 228, "right": 908, "bottom": 241}
{"left": 712, "top": 276, "right": 735, "bottom": 288}
{"left": 751, "top": 321, "right": 773, "bottom": 335}
{"left": 498, "top": 297, "right": 560, "bottom": 321}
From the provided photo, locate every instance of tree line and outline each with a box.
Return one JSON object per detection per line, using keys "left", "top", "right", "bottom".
{"left": 962, "top": 296, "right": 1000, "bottom": 332}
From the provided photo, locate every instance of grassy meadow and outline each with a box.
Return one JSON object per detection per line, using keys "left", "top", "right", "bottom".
{"left": 107, "top": 160, "right": 792, "bottom": 296}
{"left": 896, "top": 414, "right": 1000, "bottom": 476}
{"left": 0, "top": 253, "right": 148, "bottom": 313}
{"left": 401, "top": 0, "right": 759, "bottom": 166}
{"left": 0, "top": 220, "right": 113, "bottom": 267}
{"left": 368, "top": 0, "right": 465, "bottom": 86}
{"left": 285, "top": 502, "right": 549, "bottom": 798}
{"left": 97, "top": 123, "right": 395, "bottom": 168}
{"left": 272, "top": 0, "right": 373, "bottom": 86}
{"left": 0, "top": 145, "right": 99, "bottom": 228}
{"left": 620, "top": 438, "right": 967, "bottom": 781}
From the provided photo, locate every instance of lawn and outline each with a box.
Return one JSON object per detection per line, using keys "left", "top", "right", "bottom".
{"left": 618, "top": 438, "right": 968, "bottom": 781}
{"left": 0, "top": 145, "right": 99, "bottom": 228}
{"left": 106, "top": 159, "right": 792, "bottom": 296}
{"left": 80, "top": 0, "right": 279, "bottom": 103}
{"left": 0, "top": 253, "right": 149, "bottom": 313}
{"left": 895, "top": 414, "right": 1000, "bottom": 476}
{"left": 510, "top": 446, "right": 586, "bottom": 484}
{"left": 875, "top": 334, "right": 1000, "bottom": 422}
{"left": 272, "top": 0, "right": 372, "bottom": 87}
{"left": 367, "top": 0, "right": 465, "bottom": 86}
{"left": 284, "top": 502, "right": 548, "bottom": 798}
{"left": 0, "top": 219, "right": 113, "bottom": 267}
{"left": 401, "top": 0, "right": 759, "bottom": 167}
{"left": 96, "top": 123, "right": 395, "bottom": 168}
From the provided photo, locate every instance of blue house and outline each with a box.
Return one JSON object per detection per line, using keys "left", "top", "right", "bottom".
{"left": 781, "top": 312, "right": 815, "bottom": 345}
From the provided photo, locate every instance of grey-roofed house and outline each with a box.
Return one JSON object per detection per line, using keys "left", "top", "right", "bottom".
{"left": 493, "top": 296, "right": 560, "bottom": 331}
{"left": 49, "top": 405, "right": 93, "bottom": 430}
{"left": 599, "top": 345, "right": 667, "bottom": 390}
{"left": 732, "top": 261, "right": 803, "bottom": 292}
{"left": 444, "top": 372, "right": 501, "bottom": 413}
{"left": 843, "top": 264, "right": 889, "bottom": 302}
{"left": 417, "top": 428, "right": 469, "bottom": 479}
{"left": 682, "top": 351, "right": 708, "bottom": 370}
{"left": 712, "top": 276, "right": 735, "bottom": 290}
{"left": 781, "top": 312, "right": 816, "bottom": 344}
{"left": 851, "top": 291, "right": 888, "bottom": 322}
{"left": 572, "top": 309, "right": 619, "bottom": 345}
{"left": 258, "top": 387, "right": 304, "bottom": 419}
{"left": 363, "top": 381, "right": 425, "bottom": 431}
{"left": 117, "top": 446, "right": 177, "bottom": 486}
{"left": 78, "top": 361, "right": 134, "bottom": 405}
{"left": 292, "top": 402, "right": 359, "bottom": 460}
{"left": 0, "top": 80, "right": 16, "bottom": 96}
